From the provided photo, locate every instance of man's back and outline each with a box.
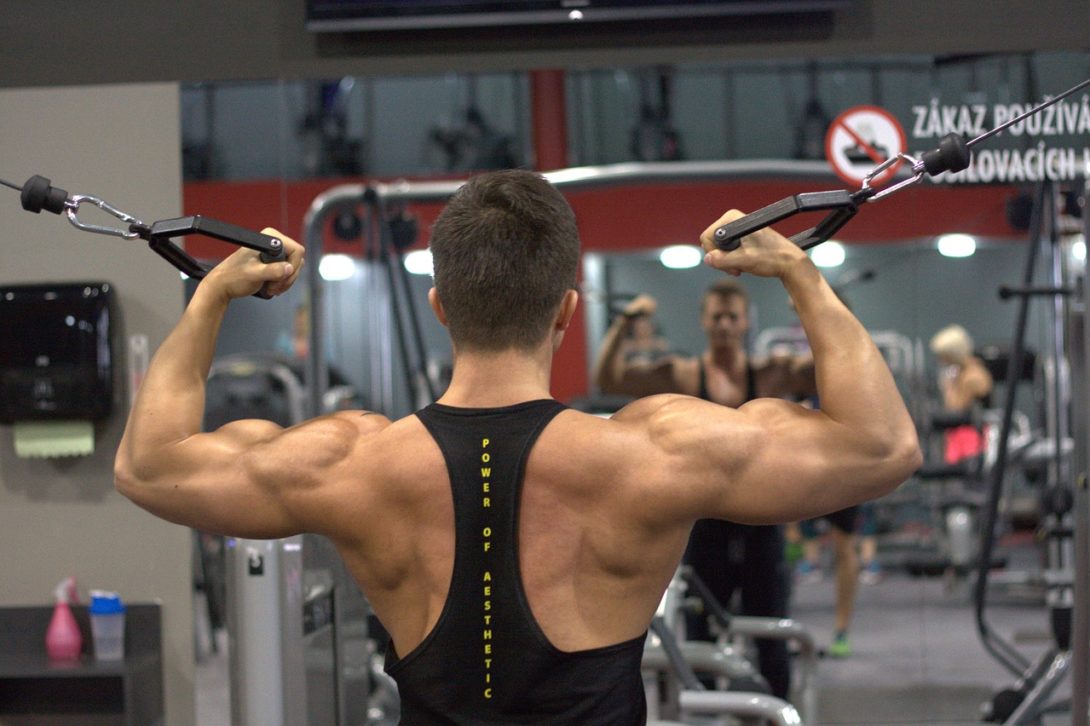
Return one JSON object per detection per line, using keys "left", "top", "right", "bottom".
{"left": 333, "top": 403, "right": 690, "bottom": 664}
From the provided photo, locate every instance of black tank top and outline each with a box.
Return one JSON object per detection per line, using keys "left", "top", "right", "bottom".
{"left": 385, "top": 399, "right": 648, "bottom": 725}
{"left": 697, "top": 358, "right": 757, "bottom": 403}
{"left": 687, "top": 358, "right": 768, "bottom": 590}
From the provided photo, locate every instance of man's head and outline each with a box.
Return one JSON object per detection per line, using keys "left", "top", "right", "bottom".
{"left": 429, "top": 170, "right": 580, "bottom": 353}
{"left": 701, "top": 278, "right": 749, "bottom": 350}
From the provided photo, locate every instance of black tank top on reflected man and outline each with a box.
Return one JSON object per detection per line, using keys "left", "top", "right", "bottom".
{"left": 385, "top": 399, "right": 648, "bottom": 725}
{"left": 697, "top": 358, "right": 757, "bottom": 403}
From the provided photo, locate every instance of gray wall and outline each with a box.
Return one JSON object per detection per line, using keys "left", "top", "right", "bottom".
{"left": 0, "top": 1, "right": 1087, "bottom": 89}
{"left": 0, "top": 84, "right": 194, "bottom": 725}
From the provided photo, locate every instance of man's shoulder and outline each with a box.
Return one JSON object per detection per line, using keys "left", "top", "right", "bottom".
{"left": 662, "top": 354, "right": 699, "bottom": 391}
{"left": 323, "top": 410, "right": 428, "bottom": 465}
{"left": 602, "top": 393, "right": 708, "bottom": 431}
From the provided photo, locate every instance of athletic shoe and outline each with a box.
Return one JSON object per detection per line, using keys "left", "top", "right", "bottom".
{"left": 859, "top": 560, "right": 883, "bottom": 585}
{"left": 795, "top": 560, "right": 822, "bottom": 584}
{"left": 829, "top": 632, "right": 852, "bottom": 658}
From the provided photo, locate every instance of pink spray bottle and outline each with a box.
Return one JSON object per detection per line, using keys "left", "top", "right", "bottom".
{"left": 45, "top": 576, "right": 82, "bottom": 662}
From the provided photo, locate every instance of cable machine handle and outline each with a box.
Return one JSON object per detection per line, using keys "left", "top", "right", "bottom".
{"left": 712, "top": 189, "right": 862, "bottom": 251}
{"left": 11, "top": 174, "right": 286, "bottom": 300}
{"left": 147, "top": 216, "right": 284, "bottom": 263}
{"left": 144, "top": 216, "right": 286, "bottom": 299}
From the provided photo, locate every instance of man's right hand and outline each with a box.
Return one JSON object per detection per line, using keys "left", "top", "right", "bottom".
{"left": 699, "top": 210, "right": 810, "bottom": 279}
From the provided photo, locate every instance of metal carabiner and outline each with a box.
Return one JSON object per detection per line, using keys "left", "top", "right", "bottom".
{"left": 863, "top": 152, "right": 926, "bottom": 202}
{"left": 65, "top": 194, "right": 146, "bottom": 240}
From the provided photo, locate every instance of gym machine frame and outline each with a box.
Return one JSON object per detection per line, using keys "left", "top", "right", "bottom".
{"left": 1075, "top": 174, "right": 1090, "bottom": 726}
{"left": 972, "top": 177, "right": 1090, "bottom": 725}
{"left": 643, "top": 564, "right": 817, "bottom": 724}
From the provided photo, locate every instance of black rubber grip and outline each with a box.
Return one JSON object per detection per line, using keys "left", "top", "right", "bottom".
{"left": 922, "top": 133, "right": 971, "bottom": 176}
{"left": 20, "top": 175, "right": 68, "bottom": 215}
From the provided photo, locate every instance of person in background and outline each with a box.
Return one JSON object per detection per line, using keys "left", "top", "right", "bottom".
{"left": 929, "top": 324, "right": 993, "bottom": 464}
{"left": 621, "top": 310, "right": 672, "bottom": 367}
{"left": 857, "top": 503, "right": 883, "bottom": 584}
{"left": 790, "top": 508, "right": 861, "bottom": 657}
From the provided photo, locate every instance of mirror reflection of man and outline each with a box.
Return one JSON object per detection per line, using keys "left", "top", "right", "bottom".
{"left": 593, "top": 279, "right": 813, "bottom": 699}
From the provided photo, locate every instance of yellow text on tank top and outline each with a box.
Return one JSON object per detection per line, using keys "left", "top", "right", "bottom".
{"left": 481, "top": 437, "right": 494, "bottom": 699}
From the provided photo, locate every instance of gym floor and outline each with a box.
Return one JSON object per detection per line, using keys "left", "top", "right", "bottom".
{"left": 195, "top": 562, "right": 1072, "bottom": 725}
{"left": 792, "top": 570, "right": 1068, "bottom": 725}
{"left": 195, "top": 627, "right": 230, "bottom": 726}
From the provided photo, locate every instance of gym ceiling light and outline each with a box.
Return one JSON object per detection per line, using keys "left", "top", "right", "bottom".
{"left": 810, "top": 240, "right": 846, "bottom": 268}
{"left": 936, "top": 233, "right": 977, "bottom": 258}
{"left": 659, "top": 244, "right": 702, "bottom": 269}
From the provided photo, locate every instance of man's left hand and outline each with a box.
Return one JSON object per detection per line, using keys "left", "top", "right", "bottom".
{"left": 201, "top": 227, "right": 305, "bottom": 301}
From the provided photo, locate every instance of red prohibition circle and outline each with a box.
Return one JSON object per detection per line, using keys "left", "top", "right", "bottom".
{"left": 824, "top": 105, "right": 907, "bottom": 188}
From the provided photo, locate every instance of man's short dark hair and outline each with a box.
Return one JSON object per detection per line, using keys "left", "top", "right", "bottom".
{"left": 702, "top": 278, "right": 748, "bottom": 311}
{"left": 430, "top": 170, "right": 580, "bottom": 352}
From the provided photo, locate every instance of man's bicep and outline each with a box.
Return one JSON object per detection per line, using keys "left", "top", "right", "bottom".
{"left": 120, "top": 416, "right": 366, "bottom": 539}
{"left": 621, "top": 396, "right": 765, "bottom": 527}
{"left": 234, "top": 414, "right": 381, "bottom": 535}
{"left": 708, "top": 400, "right": 841, "bottom": 522}
{"left": 645, "top": 398, "right": 868, "bottom": 527}
{"left": 116, "top": 422, "right": 299, "bottom": 537}
{"left": 717, "top": 399, "right": 911, "bottom": 524}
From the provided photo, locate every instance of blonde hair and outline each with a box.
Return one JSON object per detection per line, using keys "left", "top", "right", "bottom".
{"left": 930, "top": 324, "right": 974, "bottom": 363}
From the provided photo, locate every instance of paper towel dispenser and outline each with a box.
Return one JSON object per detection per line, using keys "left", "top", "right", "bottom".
{"left": 0, "top": 282, "right": 115, "bottom": 423}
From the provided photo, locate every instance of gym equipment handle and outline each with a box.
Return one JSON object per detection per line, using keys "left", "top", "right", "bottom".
{"left": 11, "top": 175, "right": 286, "bottom": 300}
{"left": 712, "top": 190, "right": 862, "bottom": 252}
{"left": 144, "top": 217, "right": 285, "bottom": 300}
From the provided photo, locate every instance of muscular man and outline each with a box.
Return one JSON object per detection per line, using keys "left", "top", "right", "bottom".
{"left": 594, "top": 280, "right": 816, "bottom": 697}
{"left": 115, "top": 170, "right": 920, "bottom": 724}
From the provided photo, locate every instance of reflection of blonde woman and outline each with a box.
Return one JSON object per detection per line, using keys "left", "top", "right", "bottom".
{"left": 929, "top": 324, "right": 993, "bottom": 464}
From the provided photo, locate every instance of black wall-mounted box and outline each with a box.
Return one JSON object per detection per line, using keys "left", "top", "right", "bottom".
{"left": 0, "top": 282, "right": 116, "bottom": 423}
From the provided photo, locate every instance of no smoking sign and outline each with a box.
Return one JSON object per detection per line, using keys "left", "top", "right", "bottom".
{"left": 825, "top": 105, "right": 907, "bottom": 186}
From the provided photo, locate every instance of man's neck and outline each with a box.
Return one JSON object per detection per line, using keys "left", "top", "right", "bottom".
{"left": 707, "top": 343, "right": 745, "bottom": 370}
{"left": 438, "top": 346, "right": 554, "bottom": 408}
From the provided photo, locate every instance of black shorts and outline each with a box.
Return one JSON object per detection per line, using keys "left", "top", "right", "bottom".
{"left": 822, "top": 505, "right": 860, "bottom": 534}
{"left": 800, "top": 505, "right": 860, "bottom": 536}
